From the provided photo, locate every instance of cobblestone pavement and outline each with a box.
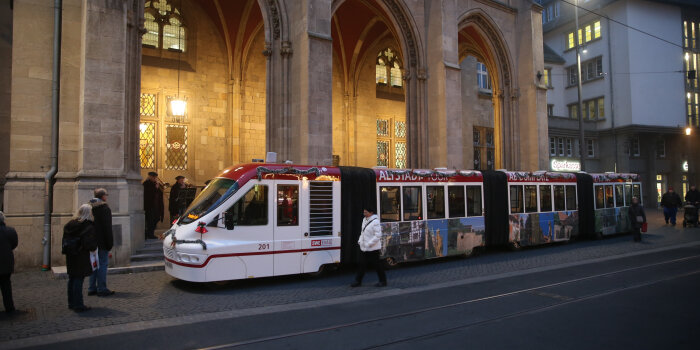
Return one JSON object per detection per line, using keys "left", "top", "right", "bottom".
{"left": 1, "top": 210, "right": 699, "bottom": 342}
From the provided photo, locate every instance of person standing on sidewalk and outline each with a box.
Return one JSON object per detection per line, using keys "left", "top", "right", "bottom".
{"left": 0, "top": 211, "right": 18, "bottom": 313}
{"left": 88, "top": 188, "right": 115, "bottom": 296}
{"left": 143, "top": 172, "right": 164, "bottom": 239}
{"left": 660, "top": 186, "right": 682, "bottom": 226}
{"left": 685, "top": 185, "right": 700, "bottom": 205}
{"left": 351, "top": 208, "right": 387, "bottom": 287}
{"left": 63, "top": 204, "right": 98, "bottom": 312}
{"left": 628, "top": 196, "right": 646, "bottom": 242}
{"left": 169, "top": 175, "right": 186, "bottom": 224}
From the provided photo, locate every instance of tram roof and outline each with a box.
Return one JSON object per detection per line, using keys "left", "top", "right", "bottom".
{"left": 589, "top": 173, "right": 641, "bottom": 183}
{"left": 214, "top": 164, "right": 484, "bottom": 186}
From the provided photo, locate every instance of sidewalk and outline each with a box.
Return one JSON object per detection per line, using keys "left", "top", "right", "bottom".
{"left": 1, "top": 209, "right": 698, "bottom": 343}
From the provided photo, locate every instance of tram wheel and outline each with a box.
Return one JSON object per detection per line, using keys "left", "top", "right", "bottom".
{"left": 509, "top": 242, "right": 521, "bottom": 251}
{"left": 384, "top": 257, "right": 398, "bottom": 269}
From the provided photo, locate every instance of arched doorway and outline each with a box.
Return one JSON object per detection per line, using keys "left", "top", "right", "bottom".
{"left": 331, "top": 0, "right": 424, "bottom": 168}
{"left": 458, "top": 12, "right": 514, "bottom": 170}
{"left": 139, "top": 0, "right": 268, "bottom": 228}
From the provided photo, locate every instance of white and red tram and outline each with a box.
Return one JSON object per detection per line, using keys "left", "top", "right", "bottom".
{"left": 162, "top": 164, "right": 641, "bottom": 282}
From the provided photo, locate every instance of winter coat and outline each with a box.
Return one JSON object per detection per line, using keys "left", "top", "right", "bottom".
{"left": 660, "top": 192, "right": 682, "bottom": 208}
{"left": 90, "top": 198, "right": 114, "bottom": 251}
{"left": 143, "top": 179, "right": 164, "bottom": 222}
{"left": 63, "top": 219, "right": 98, "bottom": 278}
{"left": 169, "top": 183, "right": 185, "bottom": 217}
{"left": 358, "top": 214, "right": 382, "bottom": 252}
{"left": 0, "top": 223, "right": 18, "bottom": 275}
{"left": 628, "top": 203, "right": 647, "bottom": 230}
{"left": 685, "top": 189, "right": 700, "bottom": 204}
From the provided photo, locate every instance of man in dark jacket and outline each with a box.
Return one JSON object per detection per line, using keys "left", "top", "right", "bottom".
{"left": 88, "top": 188, "right": 115, "bottom": 296}
{"left": 143, "top": 172, "right": 164, "bottom": 239}
{"left": 0, "top": 211, "right": 18, "bottom": 313}
{"left": 169, "top": 175, "right": 186, "bottom": 224}
{"left": 685, "top": 185, "right": 700, "bottom": 205}
{"left": 628, "top": 196, "right": 646, "bottom": 242}
{"left": 660, "top": 186, "right": 682, "bottom": 226}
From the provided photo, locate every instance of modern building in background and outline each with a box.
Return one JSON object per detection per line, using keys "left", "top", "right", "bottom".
{"left": 542, "top": 0, "right": 700, "bottom": 207}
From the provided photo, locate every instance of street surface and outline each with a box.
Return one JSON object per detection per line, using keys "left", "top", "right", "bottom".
{"left": 1, "top": 210, "right": 699, "bottom": 349}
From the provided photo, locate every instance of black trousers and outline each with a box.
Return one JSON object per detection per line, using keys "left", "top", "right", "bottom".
{"left": 0, "top": 273, "right": 15, "bottom": 312}
{"left": 354, "top": 250, "right": 386, "bottom": 284}
{"left": 145, "top": 212, "right": 158, "bottom": 238}
{"left": 632, "top": 227, "right": 642, "bottom": 242}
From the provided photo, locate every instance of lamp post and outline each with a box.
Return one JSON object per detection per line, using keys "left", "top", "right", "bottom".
{"left": 575, "top": 0, "right": 585, "bottom": 171}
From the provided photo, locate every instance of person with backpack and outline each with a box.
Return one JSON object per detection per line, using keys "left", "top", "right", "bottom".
{"left": 62, "top": 204, "right": 98, "bottom": 312}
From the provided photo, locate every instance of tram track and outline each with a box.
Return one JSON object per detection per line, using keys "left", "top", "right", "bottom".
{"left": 197, "top": 253, "right": 700, "bottom": 350}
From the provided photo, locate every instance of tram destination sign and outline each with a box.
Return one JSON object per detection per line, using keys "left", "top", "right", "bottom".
{"left": 550, "top": 158, "right": 581, "bottom": 172}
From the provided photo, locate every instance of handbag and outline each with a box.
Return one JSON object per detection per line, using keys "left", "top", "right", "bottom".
{"left": 641, "top": 222, "right": 648, "bottom": 233}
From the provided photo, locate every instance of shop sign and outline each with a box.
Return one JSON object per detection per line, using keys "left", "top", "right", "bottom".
{"left": 550, "top": 158, "right": 581, "bottom": 172}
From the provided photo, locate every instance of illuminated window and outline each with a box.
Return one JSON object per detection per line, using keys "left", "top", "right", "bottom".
{"left": 544, "top": 68, "right": 552, "bottom": 87}
{"left": 377, "top": 116, "right": 407, "bottom": 168}
{"left": 566, "top": 19, "right": 602, "bottom": 49}
{"left": 139, "top": 122, "right": 156, "bottom": 169}
{"left": 473, "top": 127, "right": 495, "bottom": 170}
{"left": 140, "top": 93, "right": 157, "bottom": 117}
{"left": 376, "top": 48, "right": 402, "bottom": 88}
{"left": 143, "top": 0, "right": 187, "bottom": 52}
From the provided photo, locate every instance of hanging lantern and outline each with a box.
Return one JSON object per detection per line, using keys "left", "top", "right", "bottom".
{"left": 171, "top": 99, "right": 187, "bottom": 117}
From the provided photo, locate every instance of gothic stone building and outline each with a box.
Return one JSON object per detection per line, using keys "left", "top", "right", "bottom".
{"left": 1, "top": 0, "right": 548, "bottom": 269}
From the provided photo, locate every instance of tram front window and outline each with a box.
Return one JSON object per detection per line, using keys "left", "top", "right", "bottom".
{"left": 180, "top": 178, "right": 238, "bottom": 224}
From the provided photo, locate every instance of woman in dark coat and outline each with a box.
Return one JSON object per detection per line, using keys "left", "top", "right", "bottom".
{"left": 628, "top": 196, "right": 646, "bottom": 242}
{"left": 62, "top": 204, "right": 98, "bottom": 312}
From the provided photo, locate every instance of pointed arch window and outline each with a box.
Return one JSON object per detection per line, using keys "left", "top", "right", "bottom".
{"left": 376, "top": 48, "right": 404, "bottom": 100}
{"left": 143, "top": 0, "right": 187, "bottom": 52}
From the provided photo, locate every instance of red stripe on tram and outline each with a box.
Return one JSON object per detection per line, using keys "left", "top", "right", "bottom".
{"left": 165, "top": 246, "right": 341, "bottom": 268}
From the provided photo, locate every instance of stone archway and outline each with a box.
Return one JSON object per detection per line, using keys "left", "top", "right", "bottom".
{"left": 458, "top": 11, "right": 516, "bottom": 170}
{"left": 331, "top": 0, "right": 426, "bottom": 168}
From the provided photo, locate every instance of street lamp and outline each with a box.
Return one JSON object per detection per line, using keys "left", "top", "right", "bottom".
{"left": 686, "top": 127, "right": 692, "bottom": 136}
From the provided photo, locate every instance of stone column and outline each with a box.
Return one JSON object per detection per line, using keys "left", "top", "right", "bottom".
{"left": 515, "top": 1, "right": 548, "bottom": 171}
{"left": 286, "top": 0, "right": 333, "bottom": 165}
{"left": 425, "top": 0, "right": 462, "bottom": 169}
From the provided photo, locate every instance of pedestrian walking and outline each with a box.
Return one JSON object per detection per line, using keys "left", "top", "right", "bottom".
{"left": 143, "top": 172, "right": 164, "bottom": 239}
{"left": 351, "top": 208, "right": 387, "bottom": 287}
{"left": 62, "top": 204, "right": 98, "bottom": 312}
{"left": 628, "top": 196, "right": 646, "bottom": 242}
{"left": 0, "top": 211, "right": 18, "bottom": 314}
{"left": 685, "top": 185, "right": 700, "bottom": 205}
{"left": 169, "top": 175, "right": 186, "bottom": 223}
{"left": 88, "top": 188, "right": 115, "bottom": 297}
{"left": 660, "top": 186, "right": 682, "bottom": 226}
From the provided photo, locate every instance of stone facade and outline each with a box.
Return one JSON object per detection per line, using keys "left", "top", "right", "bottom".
{"left": 2, "top": 0, "right": 547, "bottom": 269}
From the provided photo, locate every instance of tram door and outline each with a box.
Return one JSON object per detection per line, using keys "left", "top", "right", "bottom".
{"left": 273, "top": 180, "right": 304, "bottom": 276}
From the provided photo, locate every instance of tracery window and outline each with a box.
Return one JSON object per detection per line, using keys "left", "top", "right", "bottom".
{"left": 143, "top": 0, "right": 187, "bottom": 52}
{"left": 376, "top": 48, "right": 402, "bottom": 87}
{"left": 377, "top": 116, "right": 407, "bottom": 168}
{"left": 139, "top": 91, "right": 190, "bottom": 171}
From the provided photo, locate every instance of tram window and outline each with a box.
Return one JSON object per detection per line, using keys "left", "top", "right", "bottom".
{"left": 380, "top": 186, "right": 401, "bottom": 222}
{"left": 595, "top": 185, "right": 604, "bottom": 209}
{"left": 605, "top": 185, "right": 614, "bottom": 208}
{"left": 553, "top": 185, "right": 565, "bottom": 211}
{"left": 510, "top": 185, "right": 524, "bottom": 214}
{"left": 525, "top": 185, "right": 538, "bottom": 213}
{"left": 614, "top": 184, "right": 624, "bottom": 207}
{"left": 632, "top": 184, "right": 641, "bottom": 203}
{"left": 625, "top": 184, "right": 632, "bottom": 206}
{"left": 466, "top": 186, "right": 483, "bottom": 217}
{"left": 427, "top": 186, "right": 445, "bottom": 219}
{"left": 227, "top": 185, "right": 268, "bottom": 226}
{"left": 277, "top": 185, "right": 298, "bottom": 226}
{"left": 540, "top": 185, "right": 552, "bottom": 212}
{"left": 566, "top": 185, "right": 577, "bottom": 210}
{"left": 403, "top": 186, "right": 423, "bottom": 221}
{"left": 448, "top": 186, "right": 466, "bottom": 218}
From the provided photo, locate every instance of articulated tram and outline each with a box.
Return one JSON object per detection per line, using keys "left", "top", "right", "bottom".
{"left": 162, "top": 164, "right": 642, "bottom": 282}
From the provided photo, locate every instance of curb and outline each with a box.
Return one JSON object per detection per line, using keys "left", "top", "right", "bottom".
{"left": 51, "top": 262, "right": 164, "bottom": 279}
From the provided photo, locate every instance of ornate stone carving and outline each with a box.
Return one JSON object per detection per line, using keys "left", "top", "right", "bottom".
{"left": 266, "top": 0, "right": 281, "bottom": 40}
{"left": 263, "top": 42, "right": 272, "bottom": 58}
{"left": 281, "top": 41, "right": 293, "bottom": 57}
{"left": 416, "top": 68, "right": 427, "bottom": 81}
{"left": 381, "top": 0, "right": 418, "bottom": 67}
